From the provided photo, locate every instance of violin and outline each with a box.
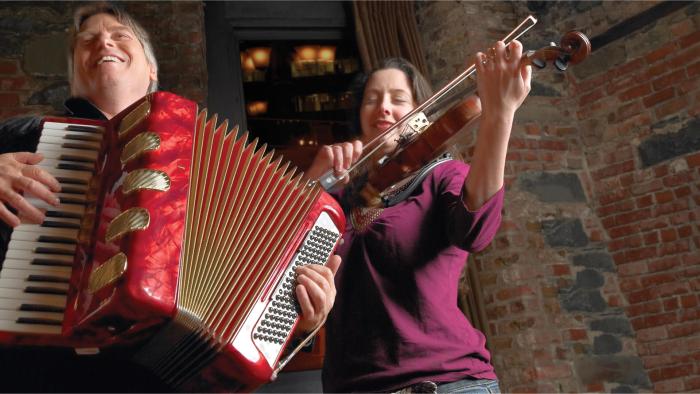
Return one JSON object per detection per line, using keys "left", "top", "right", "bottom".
{"left": 316, "top": 16, "right": 591, "bottom": 208}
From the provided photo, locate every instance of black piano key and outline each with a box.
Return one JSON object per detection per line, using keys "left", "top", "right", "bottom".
{"left": 66, "top": 124, "right": 102, "bottom": 133}
{"left": 58, "top": 196, "right": 87, "bottom": 206}
{"left": 57, "top": 162, "right": 94, "bottom": 172}
{"left": 34, "top": 247, "right": 75, "bottom": 255}
{"left": 20, "top": 304, "right": 64, "bottom": 313}
{"left": 25, "top": 286, "right": 69, "bottom": 296}
{"left": 32, "top": 258, "right": 73, "bottom": 267}
{"left": 27, "top": 275, "right": 70, "bottom": 283}
{"left": 57, "top": 186, "right": 87, "bottom": 195}
{"left": 37, "top": 236, "right": 77, "bottom": 245}
{"left": 45, "top": 210, "right": 82, "bottom": 219}
{"left": 16, "top": 317, "right": 63, "bottom": 326}
{"left": 65, "top": 133, "right": 102, "bottom": 141}
{"left": 59, "top": 154, "right": 95, "bottom": 163}
{"left": 54, "top": 177, "right": 88, "bottom": 185}
{"left": 41, "top": 220, "right": 81, "bottom": 229}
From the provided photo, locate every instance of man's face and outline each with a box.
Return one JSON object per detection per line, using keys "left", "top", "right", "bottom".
{"left": 72, "top": 13, "right": 156, "bottom": 101}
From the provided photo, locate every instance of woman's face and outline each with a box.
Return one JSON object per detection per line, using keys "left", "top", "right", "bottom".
{"left": 359, "top": 68, "right": 416, "bottom": 152}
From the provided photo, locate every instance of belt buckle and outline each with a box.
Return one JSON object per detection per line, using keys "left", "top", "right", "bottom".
{"left": 393, "top": 381, "right": 438, "bottom": 394}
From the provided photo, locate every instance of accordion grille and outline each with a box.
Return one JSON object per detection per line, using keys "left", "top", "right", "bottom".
{"left": 177, "top": 110, "right": 320, "bottom": 343}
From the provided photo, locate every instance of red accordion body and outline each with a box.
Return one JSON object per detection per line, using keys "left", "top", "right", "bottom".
{"left": 0, "top": 92, "right": 345, "bottom": 392}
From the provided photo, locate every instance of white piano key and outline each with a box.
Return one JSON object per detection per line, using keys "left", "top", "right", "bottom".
{"left": 25, "top": 198, "right": 86, "bottom": 217}
{"left": 13, "top": 225, "right": 79, "bottom": 240}
{"left": 0, "top": 297, "right": 63, "bottom": 312}
{"left": 0, "top": 310, "right": 65, "bottom": 323}
{"left": 1, "top": 259, "right": 73, "bottom": 274}
{"left": 38, "top": 135, "right": 101, "bottom": 150}
{"left": 36, "top": 143, "right": 98, "bottom": 162}
{"left": 40, "top": 127, "right": 103, "bottom": 142}
{"left": 7, "top": 240, "right": 77, "bottom": 254}
{"left": 0, "top": 278, "right": 69, "bottom": 292}
{"left": 0, "top": 268, "right": 72, "bottom": 281}
{"left": 0, "top": 288, "right": 66, "bottom": 307}
{"left": 4, "top": 250, "right": 74, "bottom": 265}
{"left": 0, "top": 320, "right": 62, "bottom": 334}
{"left": 43, "top": 121, "right": 104, "bottom": 134}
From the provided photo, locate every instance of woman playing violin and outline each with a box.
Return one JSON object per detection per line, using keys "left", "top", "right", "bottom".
{"left": 304, "top": 40, "right": 531, "bottom": 393}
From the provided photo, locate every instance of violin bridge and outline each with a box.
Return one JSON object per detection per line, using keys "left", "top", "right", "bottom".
{"left": 407, "top": 112, "right": 430, "bottom": 134}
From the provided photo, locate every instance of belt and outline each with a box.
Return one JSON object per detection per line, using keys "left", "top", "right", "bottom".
{"left": 392, "top": 381, "right": 438, "bottom": 394}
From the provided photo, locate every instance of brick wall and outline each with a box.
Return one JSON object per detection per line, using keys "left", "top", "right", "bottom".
{"left": 417, "top": 1, "right": 699, "bottom": 392}
{"left": 0, "top": 1, "right": 206, "bottom": 120}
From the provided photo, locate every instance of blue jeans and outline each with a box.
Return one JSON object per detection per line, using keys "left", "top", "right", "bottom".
{"left": 437, "top": 379, "right": 501, "bottom": 394}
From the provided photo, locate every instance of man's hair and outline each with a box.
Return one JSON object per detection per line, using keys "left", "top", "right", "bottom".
{"left": 347, "top": 57, "right": 433, "bottom": 139}
{"left": 68, "top": 2, "right": 159, "bottom": 94}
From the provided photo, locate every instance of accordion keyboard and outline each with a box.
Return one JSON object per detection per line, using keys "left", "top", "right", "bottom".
{"left": 0, "top": 120, "right": 104, "bottom": 335}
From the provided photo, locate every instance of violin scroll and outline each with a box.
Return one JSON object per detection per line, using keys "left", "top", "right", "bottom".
{"left": 524, "top": 31, "right": 591, "bottom": 71}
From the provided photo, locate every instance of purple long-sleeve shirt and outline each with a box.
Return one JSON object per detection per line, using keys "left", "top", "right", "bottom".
{"left": 322, "top": 160, "right": 503, "bottom": 392}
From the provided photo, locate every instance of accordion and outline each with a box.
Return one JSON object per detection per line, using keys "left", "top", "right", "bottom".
{"left": 0, "top": 91, "right": 345, "bottom": 391}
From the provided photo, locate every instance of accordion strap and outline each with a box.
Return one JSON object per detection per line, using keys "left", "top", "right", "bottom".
{"left": 271, "top": 318, "right": 326, "bottom": 379}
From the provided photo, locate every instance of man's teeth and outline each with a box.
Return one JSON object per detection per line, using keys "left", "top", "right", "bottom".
{"left": 97, "top": 56, "right": 121, "bottom": 65}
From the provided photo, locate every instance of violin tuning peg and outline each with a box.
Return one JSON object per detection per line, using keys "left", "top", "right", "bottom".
{"left": 555, "top": 57, "right": 569, "bottom": 71}
{"left": 532, "top": 57, "right": 547, "bottom": 69}
{"left": 550, "top": 41, "right": 557, "bottom": 47}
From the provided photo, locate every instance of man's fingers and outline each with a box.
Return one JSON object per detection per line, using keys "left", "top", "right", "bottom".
{"left": 12, "top": 152, "right": 44, "bottom": 165}
{"left": 0, "top": 189, "right": 44, "bottom": 224}
{"left": 0, "top": 203, "right": 21, "bottom": 228}
{"left": 14, "top": 176, "right": 59, "bottom": 208}
{"left": 22, "top": 165, "right": 61, "bottom": 194}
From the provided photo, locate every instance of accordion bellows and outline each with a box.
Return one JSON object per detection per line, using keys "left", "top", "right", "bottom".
{"left": 1, "top": 92, "right": 344, "bottom": 392}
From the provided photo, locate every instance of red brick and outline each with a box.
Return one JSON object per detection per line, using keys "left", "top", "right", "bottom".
{"left": 618, "top": 261, "right": 648, "bottom": 276}
{"left": 619, "top": 82, "right": 652, "bottom": 102}
{"left": 660, "top": 228, "right": 678, "bottom": 242}
{"left": 659, "top": 240, "right": 690, "bottom": 256}
{"left": 682, "top": 295, "right": 699, "bottom": 308}
{"left": 645, "top": 41, "right": 678, "bottom": 63}
{"left": 680, "top": 30, "right": 700, "bottom": 48}
{"left": 674, "top": 185, "right": 692, "bottom": 198}
{"left": 579, "top": 88, "right": 605, "bottom": 106}
{"left": 649, "top": 364, "right": 694, "bottom": 382}
{"left": 655, "top": 190, "right": 674, "bottom": 203}
{"left": 655, "top": 96, "right": 690, "bottom": 119}
{"left": 615, "top": 58, "right": 646, "bottom": 78}
{"left": 0, "top": 60, "right": 18, "bottom": 75}
{"left": 617, "top": 100, "right": 644, "bottom": 119}
{"left": 654, "top": 164, "right": 670, "bottom": 178}
{"left": 664, "top": 172, "right": 693, "bottom": 187}
{"left": 567, "top": 328, "right": 587, "bottom": 341}
{"left": 685, "top": 152, "right": 700, "bottom": 168}
{"left": 643, "top": 87, "right": 675, "bottom": 108}
{"left": 643, "top": 231, "right": 659, "bottom": 245}
{"left": 646, "top": 61, "right": 669, "bottom": 79}
{"left": 609, "top": 224, "right": 638, "bottom": 239}
{"left": 667, "top": 45, "right": 700, "bottom": 70}
{"left": 551, "top": 264, "right": 570, "bottom": 276}
{"left": 534, "top": 364, "right": 572, "bottom": 380}
{"left": 495, "top": 285, "right": 535, "bottom": 301}
{"left": 592, "top": 160, "right": 635, "bottom": 181}
{"left": 599, "top": 188, "right": 631, "bottom": 206}
{"left": 652, "top": 69, "right": 688, "bottom": 91}
{"left": 632, "top": 178, "right": 663, "bottom": 195}
{"left": 668, "top": 321, "right": 700, "bottom": 338}
{"left": 626, "top": 246, "right": 658, "bottom": 262}
{"left": 663, "top": 297, "right": 679, "bottom": 311}
{"left": 614, "top": 208, "right": 652, "bottom": 226}
{"left": 0, "top": 93, "right": 19, "bottom": 107}
{"left": 648, "top": 256, "right": 681, "bottom": 273}
{"left": 641, "top": 272, "right": 676, "bottom": 288}
{"left": 678, "top": 225, "right": 692, "bottom": 238}
{"left": 653, "top": 378, "right": 685, "bottom": 392}
{"left": 688, "top": 60, "right": 700, "bottom": 78}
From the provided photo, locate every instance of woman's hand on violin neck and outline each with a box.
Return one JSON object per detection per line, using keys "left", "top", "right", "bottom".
{"left": 305, "top": 140, "right": 363, "bottom": 184}
{"left": 475, "top": 40, "right": 532, "bottom": 118}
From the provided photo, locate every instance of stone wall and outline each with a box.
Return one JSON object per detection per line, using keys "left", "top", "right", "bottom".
{"left": 416, "top": 1, "right": 699, "bottom": 392}
{"left": 0, "top": 1, "right": 206, "bottom": 120}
